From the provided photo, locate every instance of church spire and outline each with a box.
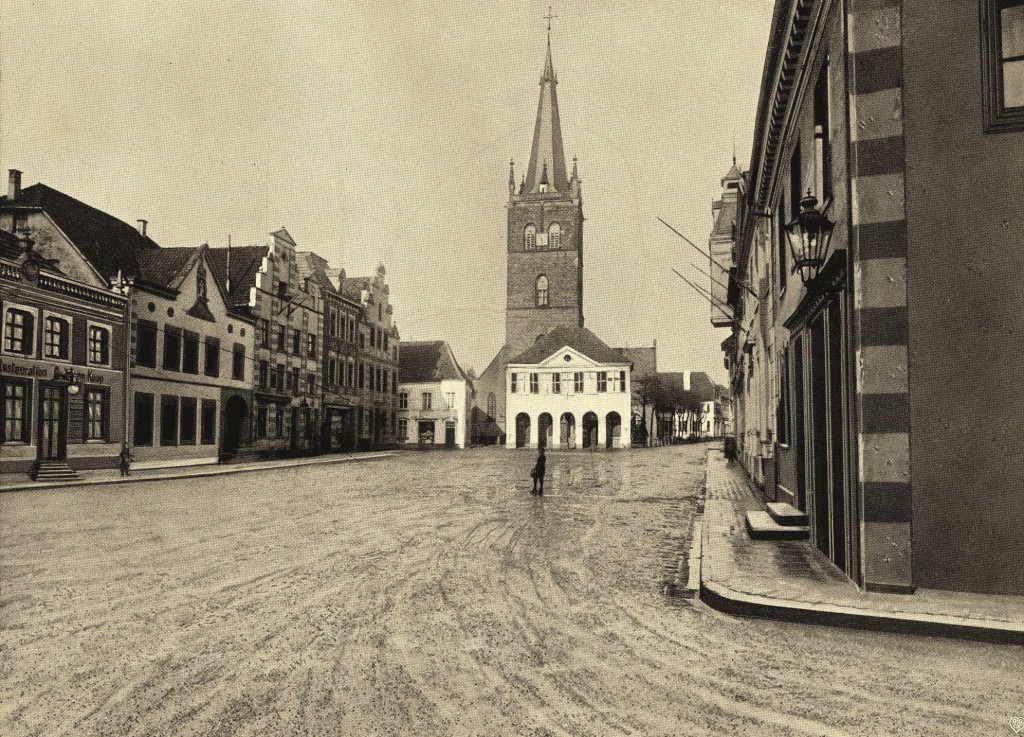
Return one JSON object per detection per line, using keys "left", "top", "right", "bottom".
{"left": 524, "top": 20, "right": 569, "bottom": 195}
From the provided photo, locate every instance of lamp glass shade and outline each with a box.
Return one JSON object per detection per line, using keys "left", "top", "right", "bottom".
{"left": 784, "top": 192, "right": 835, "bottom": 284}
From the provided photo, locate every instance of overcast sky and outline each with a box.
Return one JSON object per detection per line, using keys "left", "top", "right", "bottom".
{"left": 0, "top": 1, "right": 772, "bottom": 381}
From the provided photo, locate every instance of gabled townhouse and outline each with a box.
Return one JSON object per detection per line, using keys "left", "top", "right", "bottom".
{"left": 129, "top": 244, "right": 255, "bottom": 467}
{"left": 397, "top": 340, "right": 473, "bottom": 449}
{"left": 0, "top": 173, "right": 138, "bottom": 479}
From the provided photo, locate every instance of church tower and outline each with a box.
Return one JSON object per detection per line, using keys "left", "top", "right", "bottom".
{"left": 504, "top": 32, "right": 584, "bottom": 357}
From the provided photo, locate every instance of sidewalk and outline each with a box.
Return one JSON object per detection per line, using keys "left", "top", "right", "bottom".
{"left": 698, "top": 446, "right": 1024, "bottom": 644}
{"left": 0, "top": 451, "right": 395, "bottom": 494}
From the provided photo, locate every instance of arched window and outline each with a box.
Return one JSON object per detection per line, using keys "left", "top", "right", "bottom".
{"left": 548, "top": 222, "right": 560, "bottom": 248}
{"left": 487, "top": 392, "right": 496, "bottom": 419}
{"left": 536, "top": 275, "right": 549, "bottom": 306}
{"left": 524, "top": 224, "right": 536, "bottom": 250}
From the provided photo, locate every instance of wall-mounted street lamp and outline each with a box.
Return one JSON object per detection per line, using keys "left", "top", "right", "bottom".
{"left": 784, "top": 191, "right": 836, "bottom": 285}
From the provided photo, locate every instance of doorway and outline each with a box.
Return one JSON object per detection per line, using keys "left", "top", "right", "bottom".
{"left": 223, "top": 395, "right": 248, "bottom": 455}
{"left": 38, "top": 384, "right": 66, "bottom": 461}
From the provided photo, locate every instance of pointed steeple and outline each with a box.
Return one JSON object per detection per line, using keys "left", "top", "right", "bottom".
{"left": 523, "top": 34, "right": 569, "bottom": 194}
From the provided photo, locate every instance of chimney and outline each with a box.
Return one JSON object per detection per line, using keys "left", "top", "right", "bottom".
{"left": 137, "top": 219, "right": 148, "bottom": 236}
{"left": 8, "top": 170, "right": 22, "bottom": 200}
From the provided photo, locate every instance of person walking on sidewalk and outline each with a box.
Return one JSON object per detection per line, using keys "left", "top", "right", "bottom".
{"left": 531, "top": 447, "right": 546, "bottom": 496}
{"left": 118, "top": 443, "right": 134, "bottom": 477}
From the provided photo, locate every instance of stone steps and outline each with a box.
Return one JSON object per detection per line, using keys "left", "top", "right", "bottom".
{"left": 31, "top": 461, "right": 83, "bottom": 483}
{"left": 745, "top": 510, "right": 808, "bottom": 540}
{"left": 766, "top": 502, "right": 808, "bottom": 527}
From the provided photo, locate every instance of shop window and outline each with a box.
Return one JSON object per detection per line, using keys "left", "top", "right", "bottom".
{"left": 232, "top": 345, "right": 246, "bottom": 380}
{"left": 163, "top": 328, "right": 181, "bottom": 371}
{"left": 984, "top": 0, "right": 1024, "bottom": 131}
{"left": 1, "top": 379, "right": 30, "bottom": 443}
{"left": 43, "top": 316, "right": 70, "bottom": 360}
{"left": 88, "top": 325, "right": 111, "bottom": 366}
{"left": 205, "top": 337, "right": 221, "bottom": 377}
{"left": 180, "top": 397, "right": 197, "bottom": 444}
{"left": 182, "top": 332, "right": 200, "bottom": 374}
{"left": 134, "top": 392, "right": 154, "bottom": 446}
{"left": 160, "top": 395, "right": 179, "bottom": 446}
{"left": 85, "top": 388, "right": 108, "bottom": 441}
{"left": 137, "top": 321, "right": 157, "bottom": 368}
{"left": 3, "top": 308, "right": 35, "bottom": 356}
{"left": 201, "top": 399, "right": 217, "bottom": 445}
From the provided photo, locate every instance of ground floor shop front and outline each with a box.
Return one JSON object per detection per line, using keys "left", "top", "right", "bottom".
{"left": 1, "top": 359, "right": 125, "bottom": 475}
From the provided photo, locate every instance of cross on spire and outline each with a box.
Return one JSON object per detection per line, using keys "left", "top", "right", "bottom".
{"left": 544, "top": 6, "right": 558, "bottom": 36}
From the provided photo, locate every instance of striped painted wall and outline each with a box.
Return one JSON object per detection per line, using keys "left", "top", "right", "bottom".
{"left": 846, "top": 0, "right": 913, "bottom": 592}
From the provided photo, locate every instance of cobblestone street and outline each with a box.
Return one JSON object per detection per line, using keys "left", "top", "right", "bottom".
{"left": 0, "top": 446, "right": 1019, "bottom": 736}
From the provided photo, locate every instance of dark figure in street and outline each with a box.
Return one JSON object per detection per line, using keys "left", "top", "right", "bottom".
{"left": 531, "top": 447, "right": 546, "bottom": 495}
{"left": 119, "top": 443, "right": 133, "bottom": 477}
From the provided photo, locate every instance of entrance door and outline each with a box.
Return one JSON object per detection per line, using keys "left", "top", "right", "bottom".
{"left": 38, "top": 385, "right": 66, "bottom": 460}
{"left": 804, "top": 299, "right": 850, "bottom": 575}
{"left": 445, "top": 420, "right": 456, "bottom": 448}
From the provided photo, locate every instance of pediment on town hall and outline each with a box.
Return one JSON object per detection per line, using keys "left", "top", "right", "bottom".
{"left": 507, "top": 326, "right": 629, "bottom": 368}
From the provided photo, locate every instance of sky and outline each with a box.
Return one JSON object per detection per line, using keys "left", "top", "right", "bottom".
{"left": 0, "top": 1, "right": 773, "bottom": 382}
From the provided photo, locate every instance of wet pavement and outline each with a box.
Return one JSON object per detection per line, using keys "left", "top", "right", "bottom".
{"left": 0, "top": 445, "right": 1019, "bottom": 736}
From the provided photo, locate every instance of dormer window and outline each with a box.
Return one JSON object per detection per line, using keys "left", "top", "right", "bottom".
{"left": 524, "top": 224, "right": 537, "bottom": 250}
{"left": 548, "top": 222, "right": 560, "bottom": 248}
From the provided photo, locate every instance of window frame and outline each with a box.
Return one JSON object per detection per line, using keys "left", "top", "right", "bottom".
{"left": 552, "top": 373, "right": 561, "bottom": 394}
{"left": 548, "top": 222, "right": 561, "bottom": 248}
{"left": 84, "top": 385, "right": 109, "bottom": 442}
{"left": 983, "top": 0, "right": 1024, "bottom": 132}
{"left": 231, "top": 344, "right": 246, "bottom": 381}
{"left": 201, "top": 399, "right": 217, "bottom": 445}
{"left": 0, "top": 377, "right": 32, "bottom": 444}
{"left": 535, "top": 275, "right": 549, "bottom": 307}
{"left": 574, "top": 371, "right": 584, "bottom": 393}
{"left": 399, "top": 391, "right": 408, "bottom": 410}
{"left": 422, "top": 392, "right": 432, "bottom": 410}
{"left": 160, "top": 394, "right": 179, "bottom": 446}
{"left": 524, "top": 224, "right": 537, "bottom": 250}
{"left": 179, "top": 396, "right": 198, "bottom": 445}
{"left": 87, "top": 322, "right": 112, "bottom": 367}
{"left": 42, "top": 312, "right": 71, "bottom": 361}
{"left": 136, "top": 319, "right": 158, "bottom": 368}
{"left": 3, "top": 305, "right": 38, "bottom": 357}
{"left": 163, "top": 326, "right": 182, "bottom": 372}
{"left": 133, "top": 391, "right": 155, "bottom": 446}
{"left": 204, "top": 336, "right": 221, "bottom": 377}
{"left": 181, "top": 331, "right": 200, "bottom": 375}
